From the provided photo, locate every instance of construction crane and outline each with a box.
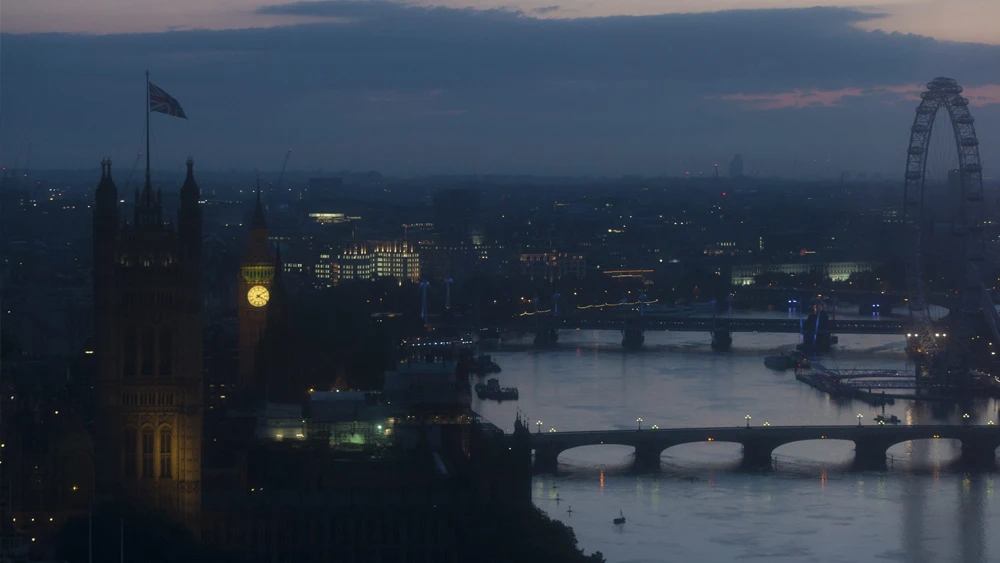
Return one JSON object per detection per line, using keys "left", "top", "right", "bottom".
{"left": 270, "top": 148, "right": 292, "bottom": 210}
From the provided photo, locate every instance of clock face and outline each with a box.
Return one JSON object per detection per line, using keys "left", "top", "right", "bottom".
{"left": 247, "top": 285, "right": 270, "bottom": 307}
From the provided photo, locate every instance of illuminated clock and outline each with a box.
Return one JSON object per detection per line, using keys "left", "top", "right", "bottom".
{"left": 247, "top": 285, "right": 270, "bottom": 307}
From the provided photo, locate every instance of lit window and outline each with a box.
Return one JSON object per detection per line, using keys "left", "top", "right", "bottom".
{"left": 141, "top": 428, "right": 154, "bottom": 478}
{"left": 160, "top": 427, "right": 172, "bottom": 478}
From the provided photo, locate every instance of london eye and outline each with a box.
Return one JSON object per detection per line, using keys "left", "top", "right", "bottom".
{"left": 902, "top": 77, "right": 998, "bottom": 375}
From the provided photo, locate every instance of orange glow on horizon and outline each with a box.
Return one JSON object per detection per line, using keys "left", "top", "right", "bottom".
{"left": 711, "top": 83, "right": 1000, "bottom": 110}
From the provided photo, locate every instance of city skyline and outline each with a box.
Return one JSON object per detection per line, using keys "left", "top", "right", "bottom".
{"left": 2, "top": 2, "right": 999, "bottom": 176}
{"left": 6, "top": 2, "right": 1000, "bottom": 561}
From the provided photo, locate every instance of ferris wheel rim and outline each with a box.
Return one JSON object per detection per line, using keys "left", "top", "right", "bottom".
{"left": 902, "top": 77, "right": 986, "bottom": 364}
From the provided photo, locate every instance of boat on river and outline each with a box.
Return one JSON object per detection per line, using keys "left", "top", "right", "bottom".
{"left": 613, "top": 510, "right": 626, "bottom": 525}
{"left": 764, "top": 351, "right": 807, "bottom": 371}
{"left": 475, "top": 378, "right": 518, "bottom": 401}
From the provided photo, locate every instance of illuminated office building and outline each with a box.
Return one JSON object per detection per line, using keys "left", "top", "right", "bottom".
{"left": 328, "top": 240, "right": 420, "bottom": 285}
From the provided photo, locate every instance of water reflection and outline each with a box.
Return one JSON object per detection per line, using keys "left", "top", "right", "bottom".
{"left": 479, "top": 330, "right": 999, "bottom": 562}
{"left": 959, "top": 474, "right": 986, "bottom": 563}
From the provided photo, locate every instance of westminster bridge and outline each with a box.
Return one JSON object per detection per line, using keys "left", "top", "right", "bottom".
{"left": 519, "top": 424, "right": 1000, "bottom": 473}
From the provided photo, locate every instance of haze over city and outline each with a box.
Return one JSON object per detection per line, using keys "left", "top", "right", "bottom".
{"left": 5, "top": 1, "right": 1000, "bottom": 563}
{"left": 2, "top": 0, "right": 999, "bottom": 175}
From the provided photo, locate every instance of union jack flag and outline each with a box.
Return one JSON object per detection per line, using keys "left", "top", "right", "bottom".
{"left": 149, "top": 82, "right": 187, "bottom": 119}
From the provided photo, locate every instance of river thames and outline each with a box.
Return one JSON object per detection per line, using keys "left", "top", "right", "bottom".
{"left": 472, "top": 326, "right": 1000, "bottom": 563}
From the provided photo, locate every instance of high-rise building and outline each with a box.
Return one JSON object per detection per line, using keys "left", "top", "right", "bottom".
{"left": 92, "top": 158, "right": 203, "bottom": 532}
{"left": 238, "top": 186, "right": 274, "bottom": 392}
{"left": 518, "top": 252, "right": 586, "bottom": 281}
{"left": 331, "top": 240, "right": 420, "bottom": 285}
{"left": 331, "top": 250, "right": 374, "bottom": 284}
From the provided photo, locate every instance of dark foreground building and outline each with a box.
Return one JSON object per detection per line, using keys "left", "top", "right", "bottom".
{"left": 202, "top": 420, "right": 532, "bottom": 563}
{"left": 6, "top": 161, "right": 599, "bottom": 563}
{"left": 92, "top": 159, "right": 204, "bottom": 532}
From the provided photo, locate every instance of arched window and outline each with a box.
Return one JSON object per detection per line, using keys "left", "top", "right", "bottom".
{"left": 124, "top": 427, "right": 137, "bottom": 479}
{"left": 159, "top": 427, "right": 172, "bottom": 478}
{"left": 141, "top": 427, "right": 154, "bottom": 478}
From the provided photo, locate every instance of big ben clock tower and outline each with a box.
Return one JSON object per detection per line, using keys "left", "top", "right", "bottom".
{"left": 238, "top": 184, "right": 273, "bottom": 392}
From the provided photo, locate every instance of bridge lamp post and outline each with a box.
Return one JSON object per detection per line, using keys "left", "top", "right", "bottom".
{"left": 857, "top": 413, "right": 863, "bottom": 427}
{"left": 651, "top": 424, "right": 659, "bottom": 430}
{"left": 537, "top": 421, "right": 543, "bottom": 434}
{"left": 763, "top": 422, "right": 770, "bottom": 427}
{"left": 745, "top": 415, "right": 751, "bottom": 428}
{"left": 963, "top": 413, "right": 970, "bottom": 425}
{"left": 988, "top": 421, "right": 995, "bottom": 426}
{"left": 637, "top": 417, "right": 643, "bottom": 431}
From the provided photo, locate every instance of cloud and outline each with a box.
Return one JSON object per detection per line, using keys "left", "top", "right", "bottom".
{"left": 532, "top": 5, "right": 561, "bottom": 15}
{"left": 5, "top": 0, "right": 1000, "bottom": 43}
{"left": 711, "top": 88, "right": 866, "bottom": 110}
{"left": 711, "top": 83, "right": 1000, "bottom": 110}
{"left": 1, "top": 3, "right": 999, "bottom": 176}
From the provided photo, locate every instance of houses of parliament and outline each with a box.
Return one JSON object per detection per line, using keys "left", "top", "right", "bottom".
{"left": 92, "top": 158, "right": 204, "bottom": 530}
{"left": 90, "top": 159, "right": 290, "bottom": 532}
{"left": 46, "top": 158, "right": 532, "bottom": 562}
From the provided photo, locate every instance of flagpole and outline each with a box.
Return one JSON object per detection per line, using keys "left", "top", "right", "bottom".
{"left": 145, "top": 70, "right": 151, "bottom": 187}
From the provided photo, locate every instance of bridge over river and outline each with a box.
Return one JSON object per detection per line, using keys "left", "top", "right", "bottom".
{"left": 482, "top": 316, "right": 905, "bottom": 335}
{"left": 520, "top": 424, "right": 1000, "bottom": 472}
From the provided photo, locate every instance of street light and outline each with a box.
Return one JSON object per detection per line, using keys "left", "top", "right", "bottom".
{"left": 763, "top": 422, "right": 771, "bottom": 427}
{"left": 637, "top": 417, "right": 643, "bottom": 431}
{"left": 537, "top": 421, "right": 543, "bottom": 434}
{"left": 651, "top": 424, "right": 659, "bottom": 430}
{"left": 988, "top": 421, "right": 995, "bottom": 425}
{"left": 549, "top": 428, "right": 557, "bottom": 433}
{"left": 745, "top": 415, "right": 751, "bottom": 428}
{"left": 857, "top": 413, "right": 863, "bottom": 427}
{"left": 963, "top": 413, "right": 970, "bottom": 425}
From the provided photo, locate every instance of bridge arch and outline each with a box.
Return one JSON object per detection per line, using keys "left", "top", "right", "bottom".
{"left": 772, "top": 439, "right": 856, "bottom": 466}
{"left": 886, "top": 437, "right": 965, "bottom": 468}
{"left": 547, "top": 443, "right": 637, "bottom": 464}
{"left": 659, "top": 440, "right": 744, "bottom": 468}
